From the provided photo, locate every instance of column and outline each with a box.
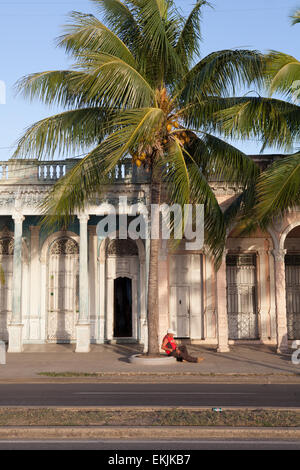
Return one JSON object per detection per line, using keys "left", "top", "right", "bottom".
{"left": 76, "top": 214, "right": 90, "bottom": 353}
{"left": 272, "top": 249, "right": 289, "bottom": 353}
{"left": 143, "top": 231, "right": 150, "bottom": 353}
{"left": 98, "top": 237, "right": 106, "bottom": 344}
{"left": 29, "top": 226, "right": 41, "bottom": 342}
{"left": 258, "top": 248, "right": 270, "bottom": 341}
{"left": 216, "top": 251, "right": 230, "bottom": 352}
{"left": 8, "top": 214, "right": 25, "bottom": 352}
{"left": 268, "top": 250, "right": 277, "bottom": 341}
{"left": 204, "top": 251, "right": 216, "bottom": 340}
{"left": 88, "top": 226, "right": 97, "bottom": 342}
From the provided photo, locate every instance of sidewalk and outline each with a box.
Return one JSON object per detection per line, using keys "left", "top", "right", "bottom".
{"left": 0, "top": 343, "right": 299, "bottom": 382}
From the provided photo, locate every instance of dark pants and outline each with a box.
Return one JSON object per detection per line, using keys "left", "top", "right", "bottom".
{"left": 171, "top": 345, "right": 197, "bottom": 363}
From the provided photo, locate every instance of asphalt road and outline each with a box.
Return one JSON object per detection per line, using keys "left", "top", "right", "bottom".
{"left": 0, "top": 383, "right": 299, "bottom": 407}
{"left": 0, "top": 440, "right": 299, "bottom": 450}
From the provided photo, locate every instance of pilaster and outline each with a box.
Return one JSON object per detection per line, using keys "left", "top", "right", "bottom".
{"left": 272, "top": 249, "right": 289, "bottom": 353}
{"left": 8, "top": 213, "right": 25, "bottom": 352}
{"left": 28, "top": 226, "right": 41, "bottom": 341}
{"left": 216, "top": 251, "right": 230, "bottom": 353}
{"left": 76, "top": 214, "right": 90, "bottom": 353}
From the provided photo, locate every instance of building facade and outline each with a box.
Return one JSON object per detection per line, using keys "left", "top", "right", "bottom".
{"left": 0, "top": 156, "right": 299, "bottom": 353}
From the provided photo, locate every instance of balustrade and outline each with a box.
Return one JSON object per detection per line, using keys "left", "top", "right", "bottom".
{"left": 0, "top": 159, "right": 149, "bottom": 185}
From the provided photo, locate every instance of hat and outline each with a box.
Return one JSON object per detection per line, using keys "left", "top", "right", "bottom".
{"left": 167, "top": 329, "right": 176, "bottom": 335}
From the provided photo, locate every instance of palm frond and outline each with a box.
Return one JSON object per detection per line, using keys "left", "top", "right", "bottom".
{"left": 265, "top": 51, "right": 300, "bottom": 99}
{"left": 159, "top": 139, "right": 226, "bottom": 266}
{"left": 41, "top": 107, "right": 165, "bottom": 227}
{"left": 75, "top": 52, "right": 156, "bottom": 109}
{"left": 58, "top": 11, "right": 136, "bottom": 67}
{"left": 190, "top": 132, "right": 260, "bottom": 187}
{"left": 175, "top": 1, "right": 210, "bottom": 68}
{"left": 291, "top": 9, "right": 300, "bottom": 25}
{"left": 90, "top": 0, "right": 143, "bottom": 55}
{"left": 216, "top": 96, "right": 300, "bottom": 151}
{"left": 178, "top": 49, "right": 264, "bottom": 104}
{"left": 135, "top": 0, "right": 184, "bottom": 83}
{"left": 223, "top": 183, "right": 258, "bottom": 233}
{"left": 15, "top": 70, "right": 99, "bottom": 109}
{"left": 13, "top": 107, "right": 115, "bottom": 159}
{"left": 255, "top": 153, "right": 300, "bottom": 228}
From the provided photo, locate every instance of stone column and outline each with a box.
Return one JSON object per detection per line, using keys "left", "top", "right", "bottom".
{"left": 216, "top": 251, "right": 230, "bottom": 352}
{"left": 88, "top": 226, "right": 97, "bottom": 343}
{"left": 76, "top": 214, "right": 90, "bottom": 353}
{"left": 98, "top": 237, "right": 106, "bottom": 344}
{"left": 8, "top": 214, "right": 25, "bottom": 352}
{"left": 29, "top": 226, "right": 41, "bottom": 342}
{"left": 272, "top": 249, "right": 289, "bottom": 353}
{"left": 203, "top": 251, "right": 216, "bottom": 340}
{"left": 143, "top": 232, "right": 150, "bottom": 353}
{"left": 268, "top": 250, "right": 277, "bottom": 341}
{"left": 258, "top": 248, "right": 270, "bottom": 341}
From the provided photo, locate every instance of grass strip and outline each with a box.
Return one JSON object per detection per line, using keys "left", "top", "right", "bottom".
{"left": 0, "top": 408, "right": 299, "bottom": 427}
{"left": 37, "top": 372, "right": 300, "bottom": 377}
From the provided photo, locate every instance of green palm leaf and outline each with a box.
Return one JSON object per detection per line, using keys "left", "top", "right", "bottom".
{"left": 255, "top": 153, "right": 300, "bottom": 228}
{"left": 265, "top": 51, "right": 300, "bottom": 98}
{"left": 13, "top": 107, "right": 115, "bottom": 159}
{"left": 58, "top": 11, "right": 137, "bottom": 67}
{"left": 291, "top": 9, "right": 300, "bottom": 25}
{"left": 178, "top": 49, "right": 264, "bottom": 104}
{"left": 175, "top": 1, "right": 210, "bottom": 68}
{"left": 216, "top": 96, "right": 300, "bottom": 151}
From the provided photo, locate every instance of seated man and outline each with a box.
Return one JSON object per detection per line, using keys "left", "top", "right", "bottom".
{"left": 161, "top": 329, "right": 204, "bottom": 363}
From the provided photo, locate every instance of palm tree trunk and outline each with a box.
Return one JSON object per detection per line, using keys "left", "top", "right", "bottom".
{"left": 147, "top": 173, "right": 162, "bottom": 356}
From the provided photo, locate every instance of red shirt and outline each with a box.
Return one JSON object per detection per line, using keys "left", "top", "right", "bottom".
{"left": 163, "top": 335, "right": 177, "bottom": 355}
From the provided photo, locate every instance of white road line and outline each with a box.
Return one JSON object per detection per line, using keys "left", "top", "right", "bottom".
{"left": 73, "top": 392, "right": 257, "bottom": 395}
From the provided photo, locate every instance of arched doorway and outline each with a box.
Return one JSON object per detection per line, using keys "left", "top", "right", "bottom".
{"left": 226, "top": 253, "right": 258, "bottom": 340}
{"left": 114, "top": 277, "right": 132, "bottom": 337}
{"left": 105, "top": 238, "right": 139, "bottom": 342}
{"left": 47, "top": 237, "right": 79, "bottom": 343}
{"left": 284, "top": 226, "right": 300, "bottom": 340}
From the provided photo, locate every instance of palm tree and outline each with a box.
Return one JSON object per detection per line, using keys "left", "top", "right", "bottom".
{"left": 212, "top": 8, "right": 300, "bottom": 231}
{"left": 13, "top": 0, "right": 264, "bottom": 355}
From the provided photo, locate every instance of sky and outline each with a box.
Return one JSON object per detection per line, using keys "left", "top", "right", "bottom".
{"left": 0, "top": 0, "right": 299, "bottom": 161}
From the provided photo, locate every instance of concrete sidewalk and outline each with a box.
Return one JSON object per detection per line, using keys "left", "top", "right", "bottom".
{"left": 0, "top": 343, "right": 299, "bottom": 382}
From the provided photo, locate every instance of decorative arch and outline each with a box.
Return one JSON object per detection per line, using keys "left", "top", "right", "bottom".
{"left": 50, "top": 237, "right": 79, "bottom": 255}
{"left": 40, "top": 231, "right": 79, "bottom": 263}
{"left": 98, "top": 231, "right": 145, "bottom": 263}
{"left": 106, "top": 238, "right": 138, "bottom": 257}
{"left": 45, "top": 232, "right": 80, "bottom": 344}
{"left": 226, "top": 225, "right": 276, "bottom": 252}
{"left": 279, "top": 222, "right": 300, "bottom": 250}
{"left": 39, "top": 231, "right": 80, "bottom": 344}
{"left": 97, "top": 231, "right": 145, "bottom": 343}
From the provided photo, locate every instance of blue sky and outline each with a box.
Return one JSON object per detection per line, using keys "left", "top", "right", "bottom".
{"left": 0, "top": 0, "right": 299, "bottom": 161}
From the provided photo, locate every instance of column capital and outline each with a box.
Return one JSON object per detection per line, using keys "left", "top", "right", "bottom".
{"left": 12, "top": 213, "right": 25, "bottom": 224}
{"left": 77, "top": 213, "right": 90, "bottom": 223}
{"left": 272, "top": 249, "right": 287, "bottom": 262}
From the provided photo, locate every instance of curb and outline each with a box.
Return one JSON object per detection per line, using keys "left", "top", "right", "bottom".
{"left": 0, "top": 426, "right": 299, "bottom": 441}
{"left": 128, "top": 355, "right": 177, "bottom": 365}
{"left": 1, "top": 376, "right": 300, "bottom": 384}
